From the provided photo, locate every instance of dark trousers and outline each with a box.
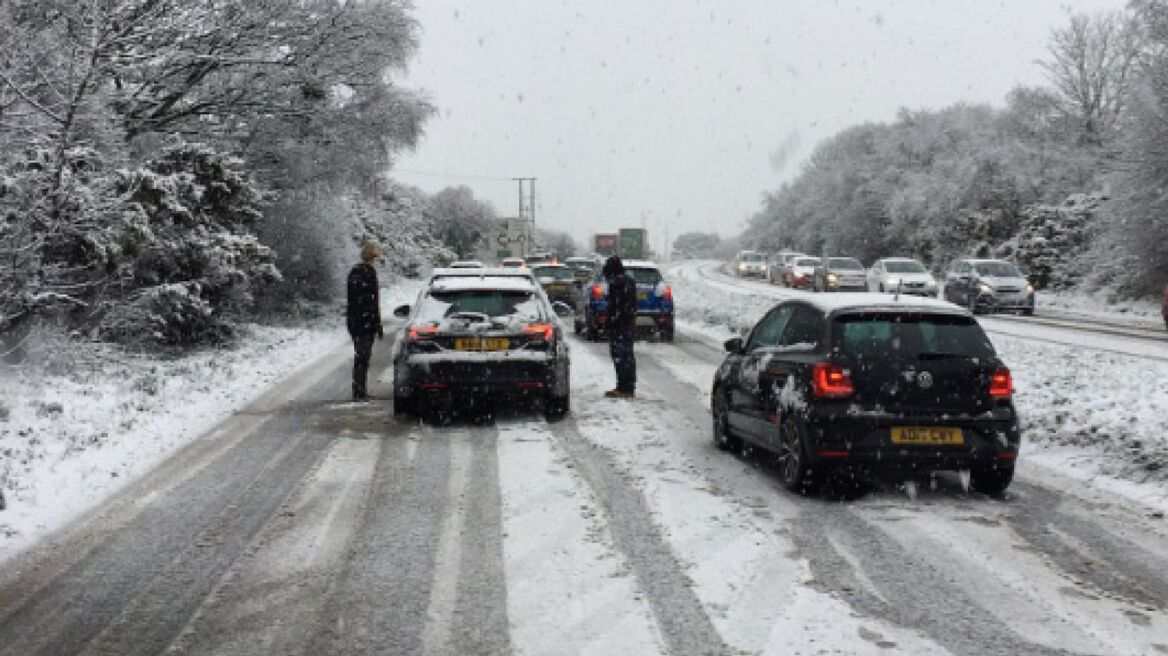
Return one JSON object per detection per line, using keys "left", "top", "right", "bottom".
{"left": 609, "top": 327, "right": 636, "bottom": 393}
{"left": 352, "top": 333, "right": 375, "bottom": 398}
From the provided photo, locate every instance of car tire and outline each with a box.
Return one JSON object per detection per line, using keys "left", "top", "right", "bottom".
{"left": 711, "top": 389, "right": 741, "bottom": 452}
{"left": 776, "top": 417, "right": 816, "bottom": 494}
{"left": 1021, "top": 306, "right": 1034, "bottom": 317}
{"left": 574, "top": 317, "right": 583, "bottom": 334}
{"left": 393, "top": 392, "right": 413, "bottom": 417}
{"left": 878, "top": 283, "right": 885, "bottom": 293}
{"left": 545, "top": 392, "right": 570, "bottom": 420}
{"left": 661, "top": 326, "right": 675, "bottom": 342}
{"left": 970, "top": 463, "right": 1014, "bottom": 497}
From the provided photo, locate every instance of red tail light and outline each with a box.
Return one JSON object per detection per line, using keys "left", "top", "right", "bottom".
{"left": 812, "top": 363, "right": 854, "bottom": 398}
{"left": 409, "top": 324, "right": 439, "bottom": 340}
{"left": 523, "top": 323, "right": 555, "bottom": 340}
{"left": 591, "top": 283, "right": 604, "bottom": 300}
{"left": 663, "top": 285, "right": 673, "bottom": 301}
{"left": 989, "top": 366, "right": 1013, "bottom": 398}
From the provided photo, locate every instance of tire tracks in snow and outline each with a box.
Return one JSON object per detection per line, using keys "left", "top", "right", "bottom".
{"left": 595, "top": 335, "right": 1164, "bottom": 655}
{"left": 547, "top": 416, "right": 730, "bottom": 656}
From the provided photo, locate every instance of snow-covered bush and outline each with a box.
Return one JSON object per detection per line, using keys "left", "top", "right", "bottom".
{"left": 97, "top": 146, "right": 279, "bottom": 346}
{"left": 997, "top": 193, "right": 1101, "bottom": 289}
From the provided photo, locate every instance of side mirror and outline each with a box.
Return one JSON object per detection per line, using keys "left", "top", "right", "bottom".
{"left": 551, "top": 301, "right": 574, "bottom": 317}
{"left": 723, "top": 337, "right": 744, "bottom": 354}
{"left": 393, "top": 304, "right": 411, "bottom": 318}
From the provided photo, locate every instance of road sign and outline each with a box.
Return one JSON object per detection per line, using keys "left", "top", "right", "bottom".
{"left": 495, "top": 218, "right": 531, "bottom": 258}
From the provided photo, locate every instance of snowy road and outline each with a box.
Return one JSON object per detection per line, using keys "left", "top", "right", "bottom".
{"left": 1, "top": 283, "right": 1167, "bottom": 654}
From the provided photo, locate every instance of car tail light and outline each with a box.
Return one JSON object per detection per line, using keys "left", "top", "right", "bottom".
{"left": 989, "top": 366, "right": 1013, "bottom": 398}
{"left": 663, "top": 285, "right": 673, "bottom": 301}
{"left": 409, "top": 324, "right": 439, "bottom": 341}
{"left": 523, "top": 323, "right": 555, "bottom": 340}
{"left": 591, "top": 283, "right": 604, "bottom": 300}
{"left": 597, "top": 313, "right": 606, "bottom": 323}
{"left": 812, "top": 363, "right": 854, "bottom": 398}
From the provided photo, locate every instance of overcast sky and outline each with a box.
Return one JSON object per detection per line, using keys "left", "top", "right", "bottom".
{"left": 391, "top": 0, "right": 1126, "bottom": 252}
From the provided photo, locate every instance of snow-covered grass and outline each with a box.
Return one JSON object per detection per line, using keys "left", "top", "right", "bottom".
{"left": 0, "top": 280, "right": 422, "bottom": 562}
{"left": 663, "top": 261, "right": 1168, "bottom": 511}
{"left": 1038, "top": 287, "right": 1165, "bottom": 329}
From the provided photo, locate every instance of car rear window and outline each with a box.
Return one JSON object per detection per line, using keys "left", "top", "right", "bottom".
{"left": 832, "top": 313, "right": 996, "bottom": 361}
{"left": 532, "top": 266, "right": 575, "bottom": 281}
{"left": 420, "top": 289, "right": 542, "bottom": 322}
{"left": 626, "top": 268, "right": 663, "bottom": 285}
{"left": 794, "top": 257, "right": 820, "bottom": 266}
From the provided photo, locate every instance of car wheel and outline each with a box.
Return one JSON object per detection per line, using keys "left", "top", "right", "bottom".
{"left": 878, "top": 283, "right": 885, "bottom": 293}
{"left": 711, "top": 389, "right": 741, "bottom": 452}
{"left": 776, "top": 417, "right": 815, "bottom": 493}
{"left": 661, "top": 326, "right": 675, "bottom": 342}
{"left": 574, "top": 317, "right": 583, "bottom": 334}
{"left": 1021, "top": 306, "right": 1034, "bottom": 317}
{"left": 968, "top": 293, "right": 981, "bottom": 315}
{"left": 393, "top": 391, "right": 413, "bottom": 417}
{"left": 970, "top": 463, "right": 1014, "bottom": 497}
{"left": 545, "top": 392, "right": 570, "bottom": 420}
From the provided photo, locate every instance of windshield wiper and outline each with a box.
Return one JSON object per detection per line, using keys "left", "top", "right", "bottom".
{"left": 917, "top": 352, "right": 972, "bottom": 360}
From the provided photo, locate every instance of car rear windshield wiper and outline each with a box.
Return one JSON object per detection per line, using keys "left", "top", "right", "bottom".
{"left": 917, "top": 352, "right": 973, "bottom": 360}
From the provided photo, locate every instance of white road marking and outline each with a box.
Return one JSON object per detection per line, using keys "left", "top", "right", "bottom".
{"left": 420, "top": 431, "right": 472, "bottom": 655}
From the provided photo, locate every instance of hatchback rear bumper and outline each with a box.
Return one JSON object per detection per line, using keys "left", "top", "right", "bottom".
{"left": 802, "top": 410, "right": 1021, "bottom": 470}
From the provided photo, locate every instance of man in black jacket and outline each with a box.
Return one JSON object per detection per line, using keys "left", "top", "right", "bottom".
{"left": 602, "top": 255, "right": 637, "bottom": 398}
{"left": 347, "top": 242, "right": 384, "bottom": 400}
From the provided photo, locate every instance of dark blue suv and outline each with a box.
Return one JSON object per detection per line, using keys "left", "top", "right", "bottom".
{"left": 575, "top": 260, "right": 675, "bottom": 342}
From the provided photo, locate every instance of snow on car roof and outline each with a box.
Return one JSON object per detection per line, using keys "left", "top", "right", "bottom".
{"left": 431, "top": 267, "right": 533, "bottom": 278}
{"left": 428, "top": 276, "right": 538, "bottom": 293}
{"left": 795, "top": 292, "right": 967, "bottom": 315}
{"left": 621, "top": 260, "right": 659, "bottom": 270}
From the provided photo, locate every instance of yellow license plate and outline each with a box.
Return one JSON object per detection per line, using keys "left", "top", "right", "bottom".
{"left": 636, "top": 291, "right": 648, "bottom": 300}
{"left": 890, "top": 426, "right": 964, "bottom": 445}
{"left": 548, "top": 284, "right": 567, "bottom": 293}
{"left": 454, "top": 337, "right": 510, "bottom": 351}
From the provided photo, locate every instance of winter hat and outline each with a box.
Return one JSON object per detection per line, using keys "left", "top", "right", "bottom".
{"left": 360, "top": 242, "right": 381, "bottom": 262}
{"left": 602, "top": 255, "right": 625, "bottom": 279}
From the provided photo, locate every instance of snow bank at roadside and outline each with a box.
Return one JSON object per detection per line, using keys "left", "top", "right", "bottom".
{"left": 0, "top": 280, "right": 422, "bottom": 561}
{"left": 664, "top": 261, "right": 1168, "bottom": 510}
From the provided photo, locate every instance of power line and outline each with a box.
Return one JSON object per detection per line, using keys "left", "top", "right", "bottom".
{"left": 389, "top": 167, "right": 518, "bottom": 182}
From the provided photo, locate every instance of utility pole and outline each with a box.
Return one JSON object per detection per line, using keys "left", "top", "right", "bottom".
{"left": 513, "top": 177, "right": 536, "bottom": 256}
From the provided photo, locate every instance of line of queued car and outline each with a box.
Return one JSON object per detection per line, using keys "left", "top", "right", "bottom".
{"left": 390, "top": 255, "right": 677, "bottom": 422}
{"left": 737, "top": 249, "right": 1036, "bottom": 316}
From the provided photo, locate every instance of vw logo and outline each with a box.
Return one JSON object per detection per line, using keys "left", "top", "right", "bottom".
{"left": 917, "top": 371, "right": 934, "bottom": 389}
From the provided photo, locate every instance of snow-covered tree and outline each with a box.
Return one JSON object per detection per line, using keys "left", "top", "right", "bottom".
{"left": 97, "top": 146, "right": 278, "bottom": 346}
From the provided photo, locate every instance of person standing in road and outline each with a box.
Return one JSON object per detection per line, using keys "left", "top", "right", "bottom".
{"left": 347, "top": 242, "right": 384, "bottom": 400}
{"left": 602, "top": 255, "right": 637, "bottom": 398}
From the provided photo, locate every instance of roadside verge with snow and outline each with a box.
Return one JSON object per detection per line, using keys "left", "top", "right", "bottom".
{"left": 0, "top": 280, "right": 421, "bottom": 562}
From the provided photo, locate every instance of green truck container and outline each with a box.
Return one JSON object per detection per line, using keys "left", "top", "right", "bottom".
{"left": 618, "top": 228, "right": 646, "bottom": 259}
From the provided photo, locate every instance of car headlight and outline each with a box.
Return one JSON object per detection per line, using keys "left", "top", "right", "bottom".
{"left": 827, "top": 273, "right": 838, "bottom": 283}
{"left": 887, "top": 277, "right": 901, "bottom": 287}
{"left": 737, "top": 263, "right": 746, "bottom": 270}
{"left": 979, "top": 282, "right": 993, "bottom": 294}
{"left": 1026, "top": 283, "right": 1034, "bottom": 294}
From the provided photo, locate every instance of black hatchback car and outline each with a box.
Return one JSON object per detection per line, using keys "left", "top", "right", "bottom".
{"left": 711, "top": 294, "right": 1020, "bottom": 496}
{"left": 392, "top": 273, "right": 572, "bottom": 419}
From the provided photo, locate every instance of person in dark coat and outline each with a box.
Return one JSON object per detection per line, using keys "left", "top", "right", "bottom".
{"left": 602, "top": 255, "right": 637, "bottom": 398}
{"left": 347, "top": 242, "right": 384, "bottom": 400}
